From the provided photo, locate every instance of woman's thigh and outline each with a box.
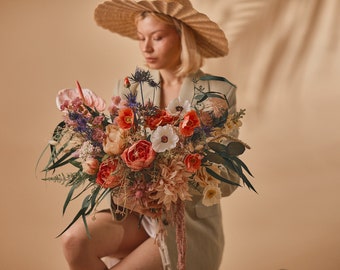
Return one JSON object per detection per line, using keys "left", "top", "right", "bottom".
{"left": 62, "top": 210, "right": 149, "bottom": 259}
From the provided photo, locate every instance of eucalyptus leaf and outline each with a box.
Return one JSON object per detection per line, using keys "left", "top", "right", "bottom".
{"left": 205, "top": 167, "right": 240, "bottom": 186}
{"left": 209, "top": 141, "right": 246, "bottom": 157}
{"left": 208, "top": 142, "right": 228, "bottom": 154}
{"left": 228, "top": 159, "right": 257, "bottom": 193}
{"left": 70, "top": 182, "right": 94, "bottom": 200}
{"left": 44, "top": 149, "right": 78, "bottom": 171}
{"left": 205, "top": 152, "right": 227, "bottom": 165}
{"left": 86, "top": 186, "right": 102, "bottom": 215}
{"left": 70, "top": 160, "right": 82, "bottom": 169}
{"left": 82, "top": 213, "right": 91, "bottom": 239}
{"left": 225, "top": 142, "right": 246, "bottom": 156}
{"left": 96, "top": 188, "right": 112, "bottom": 207}
{"left": 63, "top": 184, "right": 77, "bottom": 215}
{"left": 57, "top": 194, "right": 92, "bottom": 238}
{"left": 239, "top": 172, "right": 257, "bottom": 193}
{"left": 35, "top": 143, "right": 50, "bottom": 177}
{"left": 230, "top": 156, "right": 254, "bottom": 177}
{"left": 56, "top": 206, "right": 87, "bottom": 238}
{"left": 220, "top": 157, "right": 238, "bottom": 172}
{"left": 45, "top": 157, "right": 78, "bottom": 171}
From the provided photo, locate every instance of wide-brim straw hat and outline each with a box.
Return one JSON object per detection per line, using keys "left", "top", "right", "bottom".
{"left": 94, "top": 0, "right": 228, "bottom": 58}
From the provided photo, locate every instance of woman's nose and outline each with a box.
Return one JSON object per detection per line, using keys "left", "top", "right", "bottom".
{"left": 142, "top": 39, "right": 153, "bottom": 53}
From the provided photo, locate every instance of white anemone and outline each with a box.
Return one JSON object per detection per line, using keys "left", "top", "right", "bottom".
{"left": 150, "top": 125, "right": 179, "bottom": 153}
{"left": 166, "top": 97, "right": 191, "bottom": 116}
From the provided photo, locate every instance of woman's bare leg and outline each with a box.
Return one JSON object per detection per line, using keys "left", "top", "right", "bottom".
{"left": 61, "top": 211, "right": 150, "bottom": 270}
{"left": 110, "top": 237, "right": 163, "bottom": 270}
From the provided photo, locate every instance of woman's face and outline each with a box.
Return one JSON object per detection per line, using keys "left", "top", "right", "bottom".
{"left": 137, "top": 15, "right": 181, "bottom": 71}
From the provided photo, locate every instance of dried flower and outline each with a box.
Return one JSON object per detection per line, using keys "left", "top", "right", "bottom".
{"left": 103, "top": 124, "right": 127, "bottom": 155}
{"left": 202, "top": 185, "right": 221, "bottom": 206}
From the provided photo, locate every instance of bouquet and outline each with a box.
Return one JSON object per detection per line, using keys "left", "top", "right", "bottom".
{"left": 38, "top": 68, "right": 255, "bottom": 269}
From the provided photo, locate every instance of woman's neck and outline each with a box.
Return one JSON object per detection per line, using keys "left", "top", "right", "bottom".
{"left": 159, "top": 69, "right": 183, "bottom": 86}
{"left": 159, "top": 69, "right": 184, "bottom": 108}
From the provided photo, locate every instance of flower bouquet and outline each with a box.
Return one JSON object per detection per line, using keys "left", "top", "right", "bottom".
{"left": 38, "top": 68, "right": 255, "bottom": 269}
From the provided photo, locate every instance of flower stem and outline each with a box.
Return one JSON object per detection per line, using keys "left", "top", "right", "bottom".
{"left": 139, "top": 82, "right": 145, "bottom": 106}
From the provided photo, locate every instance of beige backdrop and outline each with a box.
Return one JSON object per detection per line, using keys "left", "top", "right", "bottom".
{"left": 1, "top": 0, "right": 339, "bottom": 269}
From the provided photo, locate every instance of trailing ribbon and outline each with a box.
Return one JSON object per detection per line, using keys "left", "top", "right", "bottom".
{"left": 175, "top": 199, "right": 186, "bottom": 270}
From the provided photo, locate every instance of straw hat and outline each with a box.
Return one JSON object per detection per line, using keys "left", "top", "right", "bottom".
{"left": 94, "top": 0, "right": 228, "bottom": 58}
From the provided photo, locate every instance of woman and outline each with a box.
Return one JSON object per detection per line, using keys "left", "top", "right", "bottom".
{"left": 61, "top": 0, "right": 239, "bottom": 269}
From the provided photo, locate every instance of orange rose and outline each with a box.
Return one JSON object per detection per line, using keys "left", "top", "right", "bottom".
{"left": 179, "top": 110, "right": 200, "bottom": 137}
{"left": 121, "top": 140, "right": 156, "bottom": 171}
{"left": 96, "top": 157, "right": 123, "bottom": 188}
{"left": 184, "top": 153, "right": 202, "bottom": 172}
{"left": 103, "top": 124, "right": 126, "bottom": 155}
{"left": 116, "top": 107, "right": 134, "bottom": 129}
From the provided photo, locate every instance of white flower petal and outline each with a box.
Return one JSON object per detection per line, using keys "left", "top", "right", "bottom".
{"left": 150, "top": 125, "right": 179, "bottom": 153}
{"left": 202, "top": 185, "right": 221, "bottom": 206}
{"left": 166, "top": 97, "right": 191, "bottom": 116}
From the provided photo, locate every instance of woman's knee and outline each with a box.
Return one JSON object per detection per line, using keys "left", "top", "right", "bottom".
{"left": 61, "top": 222, "right": 91, "bottom": 261}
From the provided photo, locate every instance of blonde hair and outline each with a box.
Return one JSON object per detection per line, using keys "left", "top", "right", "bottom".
{"left": 135, "top": 12, "right": 204, "bottom": 77}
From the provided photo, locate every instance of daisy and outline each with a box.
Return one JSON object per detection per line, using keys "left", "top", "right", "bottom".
{"left": 150, "top": 125, "right": 179, "bottom": 153}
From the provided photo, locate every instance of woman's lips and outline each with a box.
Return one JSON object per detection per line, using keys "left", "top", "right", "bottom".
{"left": 145, "top": 57, "right": 157, "bottom": 63}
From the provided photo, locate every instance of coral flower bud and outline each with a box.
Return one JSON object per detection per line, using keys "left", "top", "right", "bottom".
{"left": 124, "top": 77, "right": 131, "bottom": 88}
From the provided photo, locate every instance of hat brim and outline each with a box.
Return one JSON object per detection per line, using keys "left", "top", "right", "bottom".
{"left": 94, "top": 0, "right": 228, "bottom": 58}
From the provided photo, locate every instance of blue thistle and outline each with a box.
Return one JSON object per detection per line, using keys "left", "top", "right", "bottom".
{"left": 125, "top": 92, "right": 139, "bottom": 109}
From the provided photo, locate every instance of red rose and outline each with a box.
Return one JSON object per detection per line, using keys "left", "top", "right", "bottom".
{"left": 96, "top": 157, "right": 122, "bottom": 188}
{"left": 121, "top": 140, "right": 156, "bottom": 171}
{"left": 179, "top": 110, "right": 200, "bottom": 137}
{"left": 184, "top": 153, "right": 202, "bottom": 172}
